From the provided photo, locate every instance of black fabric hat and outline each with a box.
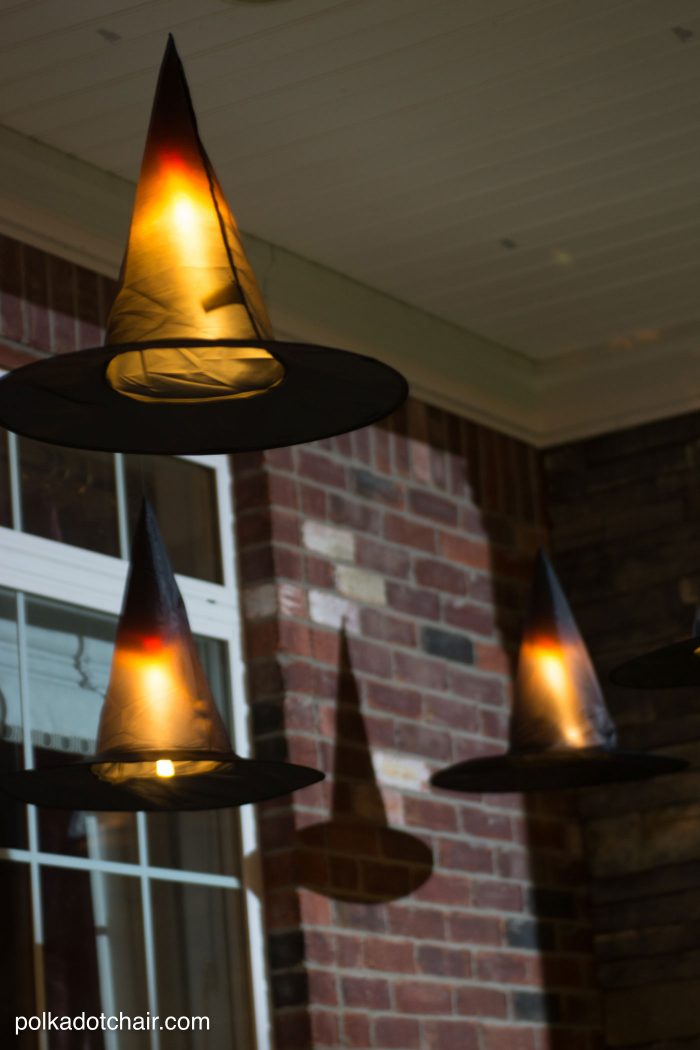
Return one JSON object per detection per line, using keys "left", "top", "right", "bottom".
{"left": 1, "top": 501, "right": 324, "bottom": 811}
{"left": 610, "top": 607, "right": 700, "bottom": 688}
{"left": 0, "top": 37, "right": 407, "bottom": 454}
{"left": 431, "top": 550, "right": 684, "bottom": 793}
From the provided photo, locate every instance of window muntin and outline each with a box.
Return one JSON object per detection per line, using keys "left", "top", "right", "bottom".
{"left": 3, "top": 431, "right": 223, "bottom": 584}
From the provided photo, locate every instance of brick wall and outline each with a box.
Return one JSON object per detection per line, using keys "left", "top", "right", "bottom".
{"left": 544, "top": 414, "right": 700, "bottom": 1050}
{"left": 234, "top": 401, "right": 602, "bottom": 1050}
{"left": 0, "top": 232, "right": 603, "bottom": 1050}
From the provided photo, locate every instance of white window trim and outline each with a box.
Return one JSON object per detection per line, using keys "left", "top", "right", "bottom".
{"left": 0, "top": 438, "right": 273, "bottom": 1050}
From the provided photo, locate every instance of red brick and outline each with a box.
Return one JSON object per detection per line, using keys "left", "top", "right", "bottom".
{"left": 335, "top": 933, "right": 363, "bottom": 969}
{"left": 471, "top": 879, "right": 523, "bottom": 912}
{"left": 274, "top": 1009, "right": 311, "bottom": 1050}
{"left": 384, "top": 512, "right": 436, "bottom": 552}
{"left": 448, "top": 914, "right": 503, "bottom": 946}
{"left": 310, "top": 1009, "right": 339, "bottom": 1047}
{"left": 366, "top": 679, "right": 421, "bottom": 718}
{"left": 298, "top": 889, "right": 333, "bottom": 927}
{"left": 395, "top": 650, "right": 448, "bottom": 691}
{"left": 425, "top": 1020, "right": 480, "bottom": 1050}
{"left": 443, "top": 597, "right": 496, "bottom": 636}
{"left": 373, "top": 1016, "right": 421, "bottom": 1048}
{"left": 461, "top": 806, "right": 513, "bottom": 841}
{"left": 268, "top": 472, "right": 299, "bottom": 509}
{"left": 347, "top": 636, "right": 393, "bottom": 677}
{"left": 417, "top": 943, "right": 471, "bottom": 978}
{"left": 329, "top": 493, "right": 381, "bottom": 533}
{"left": 306, "top": 554, "right": 335, "bottom": 588}
{"left": 476, "top": 642, "right": 513, "bottom": 675}
{"left": 305, "top": 931, "right": 336, "bottom": 966}
{"left": 364, "top": 936, "right": 415, "bottom": 973}
{"left": 356, "top": 536, "right": 410, "bottom": 578}
{"left": 395, "top": 980, "right": 452, "bottom": 1015}
{"left": 246, "top": 620, "right": 279, "bottom": 658}
{"left": 386, "top": 581, "right": 440, "bottom": 619}
{"left": 341, "top": 976, "right": 391, "bottom": 1010}
{"left": 298, "top": 449, "right": 347, "bottom": 489}
{"left": 351, "top": 427, "right": 372, "bottom": 465}
{"left": 343, "top": 1012, "right": 371, "bottom": 1048}
{"left": 273, "top": 547, "right": 304, "bottom": 580}
{"left": 307, "top": 969, "right": 338, "bottom": 1006}
{"left": 373, "top": 426, "right": 393, "bottom": 475}
{"left": 300, "top": 482, "right": 326, "bottom": 518}
{"left": 422, "top": 693, "right": 480, "bottom": 733}
{"left": 278, "top": 620, "right": 312, "bottom": 658}
{"left": 482, "top": 1026, "right": 536, "bottom": 1050}
{"left": 439, "top": 839, "right": 493, "bottom": 874}
{"left": 456, "top": 985, "right": 508, "bottom": 1018}
{"left": 386, "top": 905, "right": 447, "bottom": 940}
{"left": 394, "top": 721, "right": 452, "bottom": 761}
{"left": 439, "top": 530, "right": 491, "bottom": 570}
{"left": 475, "top": 950, "right": 540, "bottom": 984}
{"left": 404, "top": 796, "right": 458, "bottom": 832}
{"left": 415, "top": 557, "right": 468, "bottom": 595}
{"left": 413, "top": 871, "right": 470, "bottom": 907}
{"left": 409, "top": 488, "right": 459, "bottom": 525}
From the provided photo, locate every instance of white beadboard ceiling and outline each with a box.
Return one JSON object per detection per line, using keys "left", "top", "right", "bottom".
{"left": 1, "top": 0, "right": 700, "bottom": 442}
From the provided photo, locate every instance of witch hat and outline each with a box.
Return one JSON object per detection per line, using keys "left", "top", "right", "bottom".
{"left": 431, "top": 550, "right": 684, "bottom": 793}
{"left": 295, "top": 628, "right": 432, "bottom": 902}
{"left": 1, "top": 501, "right": 324, "bottom": 811}
{"left": 610, "top": 604, "right": 700, "bottom": 688}
{"left": 0, "top": 37, "right": 407, "bottom": 454}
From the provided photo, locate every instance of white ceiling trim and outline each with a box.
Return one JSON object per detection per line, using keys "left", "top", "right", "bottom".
{"left": 0, "top": 122, "right": 696, "bottom": 450}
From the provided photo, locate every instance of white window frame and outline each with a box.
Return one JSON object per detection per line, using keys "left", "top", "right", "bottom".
{"left": 0, "top": 437, "right": 272, "bottom": 1050}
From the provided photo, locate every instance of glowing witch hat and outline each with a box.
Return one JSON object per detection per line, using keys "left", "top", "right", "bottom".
{"left": 610, "top": 605, "right": 700, "bottom": 688}
{"left": 432, "top": 550, "right": 684, "bottom": 792}
{"left": 1, "top": 501, "right": 324, "bottom": 811}
{"left": 0, "top": 37, "right": 407, "bottom": 455}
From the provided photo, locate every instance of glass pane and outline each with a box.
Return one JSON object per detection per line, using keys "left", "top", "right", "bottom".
{"left": 0, "top": 589, "right": 27, "bottom": 848}
{"left": 147, "top": 636, "right": 240, "bottom": 875}
{"left": 125, "top": 455, "right": 222, "bottom": 582}
{"left": 25, "top": 598, "right": 138, "bottom": 863}
{"left": 151, "top": 880, "right": 252, "bottom": 1049}
{"left": 18, "top": 437, "right": 119, "bottom": 556}
{"left": 41, "top": 866, "right": 149, "bottom": 1049}
{"left": 0, "top": 429, "right": 12, "bottom": 527}
{"left": 0, "top": 861, "right": 37, "bottom": 1048}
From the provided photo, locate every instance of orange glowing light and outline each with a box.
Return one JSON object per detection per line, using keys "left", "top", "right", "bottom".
{"left": 104, "top": 41, "right": 284, "bottom": 404}
{"left": 523, "top": 640, "right": 588, "bottom": 749}
{"left": 156, "top": 759, "right": 175, "bottom": 778}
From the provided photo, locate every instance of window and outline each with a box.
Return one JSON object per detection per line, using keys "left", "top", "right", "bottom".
{"left": 0, "top": 433, "right": 270, "bottom": 1049}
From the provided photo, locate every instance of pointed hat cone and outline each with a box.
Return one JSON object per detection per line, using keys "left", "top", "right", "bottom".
{"left": 610, "top": 603, "right": 700, "bottom": 688}
{"left": 0, "top": 37, "right": 407, "bottom": 455}
{"left": 432, "top": 550, "right": 684, "bottom": 792}
{"left": 0, "top": 501, "right": 324, "bottom": 811}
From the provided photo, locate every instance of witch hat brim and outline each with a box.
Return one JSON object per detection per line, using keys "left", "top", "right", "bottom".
{"left": 0, "top": 501, "right": 325, "bottom": 811}
{"left": 1, "top": 751, "right": 324, "bottom": 812}
{"left": 431, "top": 550, "right": 687, "bottom": 793}
{"left": 0, "top": 37, "right": 408, "bottom": 454}
{"left": 0, "top": 338, "right": 408, "bottom": 454}
{"left": 609, "top": 636, "right": 700, "bottom": 688}
{"left": 431, "top": 747, "right": 684, "bottom": 794}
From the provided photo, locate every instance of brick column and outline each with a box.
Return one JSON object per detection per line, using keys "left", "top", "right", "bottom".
{"left": 234, "top": 401, "right": 603, "bottom": 1050}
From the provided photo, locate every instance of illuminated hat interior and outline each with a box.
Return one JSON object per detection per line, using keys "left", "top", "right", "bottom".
{"left": 431, "top": 550, "right": 685, "bottom": 792}
{"left": 0, "top": 36, "right": 407, "bottom": 454}
{"left": 1, "top": 500, "right": 324, "bottom": 811}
